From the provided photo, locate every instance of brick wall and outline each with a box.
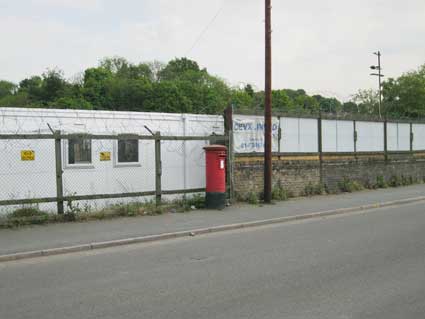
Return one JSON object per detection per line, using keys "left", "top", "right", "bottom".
{"left": 233, "top": 153, "right": 425, "bottom": 199}
{"left": 234, "top": 155, "right": 320, "bottom": 198}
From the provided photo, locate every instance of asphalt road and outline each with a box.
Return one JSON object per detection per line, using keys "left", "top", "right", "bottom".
{"left": 1, "top": 202, "right": 425, "bottom": 319}
{"left": 3, "top": 183, "right": 425, "bottom": 256}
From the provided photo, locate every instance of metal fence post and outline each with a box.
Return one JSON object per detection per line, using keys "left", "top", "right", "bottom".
{"left": 384, "top": 120, "right": 388, "bottom": 162}
{"left": 353, "top": 120, "right": 357, "bottom": 160}
{"left": 155, "top": 132, "right": 162, "bottom": 206}
{"left": 410, "top": 122, "right": 414, "bottom": 159}
{"left": 224, "top": 106, "right": 234, "bottom": 202}
{"left": 54, "top": 130, "right": 64, "bottom": 214}
{"left": 317, "top": 115, "right": 323, "bottom": 184}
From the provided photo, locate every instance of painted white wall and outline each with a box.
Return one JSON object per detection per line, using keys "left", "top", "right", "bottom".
{"left": 0, "top": 108, "right": 224, "bottom": 213}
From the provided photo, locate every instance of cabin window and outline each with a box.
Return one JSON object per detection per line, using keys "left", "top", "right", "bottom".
{"left": 117, "top": 139, "right": 139, "bottom": 163}
{"left": 68, "top": 139, "right": 92, "bottom": 164}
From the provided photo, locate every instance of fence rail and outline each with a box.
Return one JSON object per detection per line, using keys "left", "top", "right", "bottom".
{"left": 0, "top": 133, "right": 227, "bottom": 214}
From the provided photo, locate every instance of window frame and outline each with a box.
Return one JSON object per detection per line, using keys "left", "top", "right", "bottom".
{"left": 63, "top": 138, "right": 94, "bottom": 169}
{"left": 114, "top": 139, "right": 141, "bottom": 167}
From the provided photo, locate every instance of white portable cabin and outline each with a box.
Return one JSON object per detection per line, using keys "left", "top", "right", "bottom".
{"left": 0, "top": 108, "right": 224, "bottom": 214}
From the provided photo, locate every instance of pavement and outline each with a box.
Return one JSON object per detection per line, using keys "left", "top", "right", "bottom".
{"left": 0, "top": 184, "right": 425, "bottom": 257}
{"left": 1, "top": 198, "right": 425, "bottom": 318}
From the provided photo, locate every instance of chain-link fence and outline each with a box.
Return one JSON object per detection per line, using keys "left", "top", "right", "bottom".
{"left": 0, "top": 132, "right": 226, "bottom": 215}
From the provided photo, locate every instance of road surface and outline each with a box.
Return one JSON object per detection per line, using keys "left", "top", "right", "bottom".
{"left": 1, "top": 201, "right": 425, "bottom": 318}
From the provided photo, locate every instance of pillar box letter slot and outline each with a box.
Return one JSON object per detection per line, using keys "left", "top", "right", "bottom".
{"left": 203, "top": 145, "right": 227, "bottom": 209}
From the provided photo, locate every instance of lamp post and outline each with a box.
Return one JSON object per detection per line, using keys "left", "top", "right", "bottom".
{"left": 370, "top": 51, "right": 384, "bottom": 118}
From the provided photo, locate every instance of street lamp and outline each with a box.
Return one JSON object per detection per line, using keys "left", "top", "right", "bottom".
{"left": 370, "top": 51, "right": 384, "bottom": 118}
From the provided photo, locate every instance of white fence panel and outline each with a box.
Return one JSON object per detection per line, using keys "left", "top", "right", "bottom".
{"left": 299, "top": 118, "right": 318, "bottom": 152}
{"left": 280, "top": 117, "right": 299, "bottom": 152}
{"left": 322, "top": 120, "right": 354, "bottom": 152}
{"left": 280, "top": 117, "right": 318, "bottom": 153}
{"left": 398, "top": 123, "right": 411, "bottom": 151}
{"left": 413, "top": 124, "right": 425, "bottom": 150}
{"left": 356, "top": 121, "right": 384, "bottom": 152}
{"left": 388, "top": 123, "right": 410, "bottom": 151}
{"left": 322, "top": 120, "right": 337, "bottom": 152}
{"left": 387, "top": 123, "right": 398, "bottom": 151}
{"left": 233, "top": 115, "right": 279, "bottom": 153}
{"left": 337, "top": 121, "right": 355, "bottom": 152}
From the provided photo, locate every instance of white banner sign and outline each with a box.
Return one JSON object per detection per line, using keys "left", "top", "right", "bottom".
{"left": 233, "top": 115, "right": 279, "bottom": 153}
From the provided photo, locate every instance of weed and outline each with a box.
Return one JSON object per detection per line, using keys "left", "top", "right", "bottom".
{"left": 304, "top": 183, "right": 315, "bottom": 196}
{"left": 272, "top": 186, "right": 288, "bottom": 201}
{"left": 376, "top": 175, "right": 388, "bottom": 188}
{"left": 338, "top": 178, "right": 364, "bottom": 193}
{"left": 389, "top": 175, "right": 402, "bottom": 187}
{"left": 3, "top": 207, "right": 50, "bottom": 227}
{"left": 246, "top": 192, "right": 259, "bottom": 205}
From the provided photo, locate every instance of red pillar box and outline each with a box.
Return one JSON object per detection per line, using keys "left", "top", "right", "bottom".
{"left": 203, "top": 145, "right": 227, "bottom": 209}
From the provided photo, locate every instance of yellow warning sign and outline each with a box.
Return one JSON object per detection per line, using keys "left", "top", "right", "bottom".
{"left": 21, "top": 150, "right": 35, "bottom": 161}
{"left": 100, "top": 152, "right": 111, "bottom": 161}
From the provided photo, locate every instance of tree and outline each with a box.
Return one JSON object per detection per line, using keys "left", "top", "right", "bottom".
{"left": 82, "top": 67, "right": 113, "bottom": 108}
{"left": 159, "top": 58, "right": 202, "bottom": 81}
{"left": 351, "top": 89, "right": 379, "bottom": 115}
{"left": 0, "top": 80, "right": 17, "bottom": 98}
{"left": 104, "top": 78, "right": 152, "bottom": 111}
{"left": 383, "top": 64, "right": 425, "bottom": 118}
{"left": 313, "top": 95, "right": 342, "bottom": 114}
{"left": 40, "top": 69, "right": 68, "bottom": 103}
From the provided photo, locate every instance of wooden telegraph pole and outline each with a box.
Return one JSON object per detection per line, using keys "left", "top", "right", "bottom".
{"left": 264, "top": 0, "right": 272, "bottom": 203}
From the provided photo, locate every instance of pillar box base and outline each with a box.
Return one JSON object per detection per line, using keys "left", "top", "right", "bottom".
{"left": 206, "top": 192, "right": 226, "bottom": 210}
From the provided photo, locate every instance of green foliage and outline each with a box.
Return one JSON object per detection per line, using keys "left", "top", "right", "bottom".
{"left": 383, "top": 65, "right": 425, "bottom": 118}
{"left": 172, "top": 194, "right": 206, "bottom": 212}
{"left": 350, "top": 89, "right": 379, "bottom": 115}
{"left": 10, "top": 207, "right": 48, "bottom": 219}
{"left": 272, "top": 182, "right": 289, "bottom": 201}
{"left": 376, "top": 175, "right": 388, "bottom": 188}
{"left": 245, "top": 192, "right": 259, "bottom": 205}
{"left": 3, "top": 57, "right": 425, "bottom": 118}
{"left": 389, "top": 175, "right": 402, "bottom": 187}
{"left": 2, "top": 207, "right": 50, "bottom": 227}
{"left": 0, "top": 80, "right": 17, "bottom": 98}
{"left": 304, "top": 182, "right": 326, "bottom": 196}
{"left": 338, "top": 178, "right": 364, "bottom": 193}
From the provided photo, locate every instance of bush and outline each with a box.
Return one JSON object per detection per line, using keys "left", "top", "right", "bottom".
{"left": 272, "top": 184, "right": 289, "bottom": 201}
{"left": 246, "top": 192, "right": 259, "bottom": 205}
{"left": 401, "top": 175, "right": 414, "bottom": 186}
{"left": 389, "top": 175, "right": 402, "bottom": 187}
{"left": 364, "top": 179, "right": 377, "bottom": 190}
{"left": 338, "top": 178, "right": 364, "bottom": 193}
{"left": 376, "top": 175, "right": 388, "bottom": 188}
{"left": 304, "top": 183, "right": 315, "bottom": 196}
{"left": 304, "top": 182, "right": 326, "bottom": 196}
{"left": 5, "top": 207, "right": 50, "bottom": 227}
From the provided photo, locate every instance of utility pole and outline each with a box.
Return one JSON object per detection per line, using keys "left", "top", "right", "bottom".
{"left": 370, "top": 51, "right": 384, "bottom": 118}
{"left": 264, "top": 0, "right": 272, "bottom": 203}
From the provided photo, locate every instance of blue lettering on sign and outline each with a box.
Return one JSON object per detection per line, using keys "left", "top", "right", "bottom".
{"left": 234, "top": 121, "right": 279, "bottom": 132}
{"left": 234, "top": 122, "right": 255, "bottom": 131}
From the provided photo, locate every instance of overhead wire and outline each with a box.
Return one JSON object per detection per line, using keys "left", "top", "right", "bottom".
{"left": 185, "top": 2, "right": 226, "bottom": 56}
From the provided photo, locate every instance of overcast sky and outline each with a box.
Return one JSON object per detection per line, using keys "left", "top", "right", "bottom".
{"left": 1, "top": 0, "right": 424, "bottom": 100}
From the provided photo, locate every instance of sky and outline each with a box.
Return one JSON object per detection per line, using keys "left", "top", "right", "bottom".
{"left": 1, "top": 0, "right": 424, "bottom": 100}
